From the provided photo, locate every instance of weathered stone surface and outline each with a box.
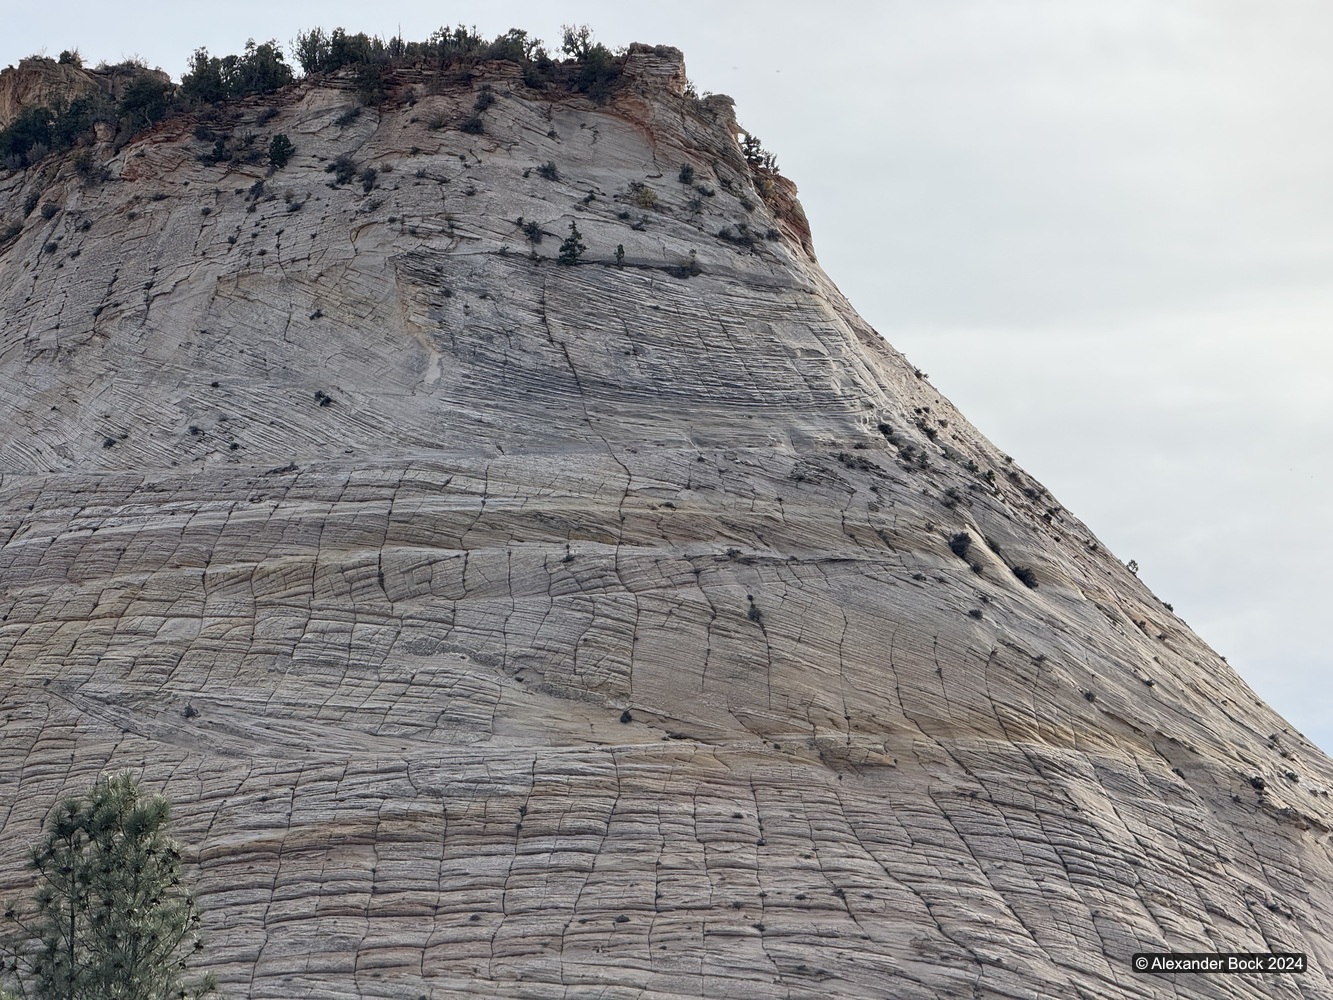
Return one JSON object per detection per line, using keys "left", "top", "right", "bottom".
{"left": 0, "top": 55, "right": 170, "bottom": 130}
{"left": 2, "top": 48, "right": 1331, "bottom": 999}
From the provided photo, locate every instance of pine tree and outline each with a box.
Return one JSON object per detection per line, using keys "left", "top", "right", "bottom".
{"left": 1, "top": 774, "right": 217, "bottom": 1000}
{"left": 558, "top": 221, "right": 586, "bottom": 265}
{"left": 268, "top": 133, "right": 294, "bottom": 169}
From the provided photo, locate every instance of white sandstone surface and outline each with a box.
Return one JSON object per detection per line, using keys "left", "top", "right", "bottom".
{"left": 1, "top": 46, "right": 1330, "bottom": 999}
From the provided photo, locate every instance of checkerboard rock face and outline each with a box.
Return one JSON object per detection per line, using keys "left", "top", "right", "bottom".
{"left": 2, "top": 45, "right": 1331, "bottom": 1000}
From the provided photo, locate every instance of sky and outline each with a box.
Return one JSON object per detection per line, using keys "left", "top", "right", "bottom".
{"left": 3, "top": 1, "right": 1330, "bottom": 752}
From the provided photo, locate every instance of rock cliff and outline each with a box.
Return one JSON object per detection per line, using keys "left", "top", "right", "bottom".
{"left": 1, "top": 45, "right": 1331, "bottom": 999}
{"left": 0, "top": 55, "right": 169, "bottom": 130}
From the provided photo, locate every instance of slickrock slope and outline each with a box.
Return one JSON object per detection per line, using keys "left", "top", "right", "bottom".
{"left": 2, "top": 46, "right": 1331, "bottom": 999}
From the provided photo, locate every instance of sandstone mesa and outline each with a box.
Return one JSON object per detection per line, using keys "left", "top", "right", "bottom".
{"left": 1, "top": 41, "right": 1331, "bottom": 1000}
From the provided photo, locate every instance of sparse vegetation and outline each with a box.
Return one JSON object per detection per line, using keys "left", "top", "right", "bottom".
{"left": 558, "top": 221, "right": 586, "bottom": 265}
{"left": 326, "top": 154, "right": 357, "bottom": 185}
{"left": 537, "top": 161, "right": 560, "bottom": 181}
{"left": 718, "top": 223, "right": 758, "bottom": 248}
{"left": 0, "top": 23, "right": 635, "bottom": 181}
{"left": 678, "top": 163, "right": 695, "bottom": 184}
{"left": 0, "top": 774, "right": 218, "bottom": 1000}
{"left": 353, "top": 62, "right": 387, "bottom": 106}
{"left": 290, "top": 23, "right": 618, "bottom": 98}
{"left": 268, "top": 133, "right": 294, "bottom": 168}
{"left": 181, "top": 40, "right": 293, "bottom": 103}
{"left": 629, "top": 182, "right": 657, "bottom": 209}
{"left": 741, "top": 132, "right": 779, "bottom": 173}
{"left": 115, "top": 74, "right": 174, "bottom": 132}
{"left": 560, "top": 24, "right": 621, "bottom": 102}
{"left": 949, "top": 533, "right": 972, "bottom": 559}
{"left": 1012, "top": 566, "right": 1038, "bottom": 589}
{"left": 833, "top": 451, "right": 868, "bottom": 471}
{"left": 666, "top": 250, "right": 701, "bottom": 278}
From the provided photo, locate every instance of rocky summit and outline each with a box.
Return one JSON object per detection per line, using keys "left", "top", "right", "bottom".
{"left": 1, "top": 42, "right": 1331, "bottom": 1000}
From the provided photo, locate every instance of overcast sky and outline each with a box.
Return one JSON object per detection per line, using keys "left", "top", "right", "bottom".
{"left": 4, "top": 1, "right": 1330, "bottom": 752}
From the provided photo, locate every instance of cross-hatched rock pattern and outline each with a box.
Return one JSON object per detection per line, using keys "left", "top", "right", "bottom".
{"left": 1, "top": 45, "right": 1331, "bottom": 1000}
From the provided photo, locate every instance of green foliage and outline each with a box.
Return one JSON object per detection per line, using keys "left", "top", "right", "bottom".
{"left": 233, "top": 40, "right": 294, "bottom": 94}
{"left": 741, "top": 132, "right": 779, "bottom": 173}
{"left": 631, "top": 182, "right": 657, "bottom": 209}
{"left": 181, "top": 40, "right": 293, "bottom": 104}
{"left": 58, "top": 50, "right": 83, "bottom": 68}
{"left": 294, "top": 22, "right": 562, "bottom": 91}
{"left": 293, "top": 27, "right": 331, "bottom": 75}
{"left": 0, "top": 773, "right": 217, "bottom": 1000}
{"left": 0, "top": 91, "right": 108, "bottom": 168}
{"left": 203, "top": 138, "right": 230, "bottom": 164}
{"left": 560, "top": 24, "right": 620, "bottom": 102}
{"left": 326, "top": 154, "right": 357, "bottom": 185}
{"left": 353, "top": 62, "right": 387, "bottom": 105}
{"left": 180, "top": 49, "right": 225, "bottom": 103}
{"left": 486, "top": 28, "right": 544, "bottom": 64}
{"left": 557, "top": 221, "right": 586, "bottom": 265}
{"left": 52, "top": 95, "right": 109, "bottom": 149}
{"left": 116, "top": 75, "right": 173, "bottom": 132}
{"left": 424, "top": 24, "right": 489, "bottom": 64}
{"left": 294, "top": 27, "right": 386, "bottom": 74}
{"left": 2, "top": 23, "right": 627, "bottom": 171}
{"left": 268, "top": 133, "right": 294, "bottom": 169}
{"left": 0, "top": 107, "right": 54, "bottom": 168}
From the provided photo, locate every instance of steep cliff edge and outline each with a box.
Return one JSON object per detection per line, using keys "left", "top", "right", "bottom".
{"left": 1, "top": 46, "right": 1330, "bottom": 999}
{"left": 0, "top": 55, "right": 170, "bottom": 130}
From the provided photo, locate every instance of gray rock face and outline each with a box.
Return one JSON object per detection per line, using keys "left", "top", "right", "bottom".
{"left": 2, "top": 47, "right": 1331, "bottom": 999}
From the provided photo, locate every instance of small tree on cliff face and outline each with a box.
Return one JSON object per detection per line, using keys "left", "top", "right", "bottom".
{"left": 268, "top": 133, "right": 294, "bottom": 169}
{"left": 558, "top": 221, "right": 586, "bottom": 265}
{"left": 0, "top": 774, "right": 217, "bottom": 1000}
